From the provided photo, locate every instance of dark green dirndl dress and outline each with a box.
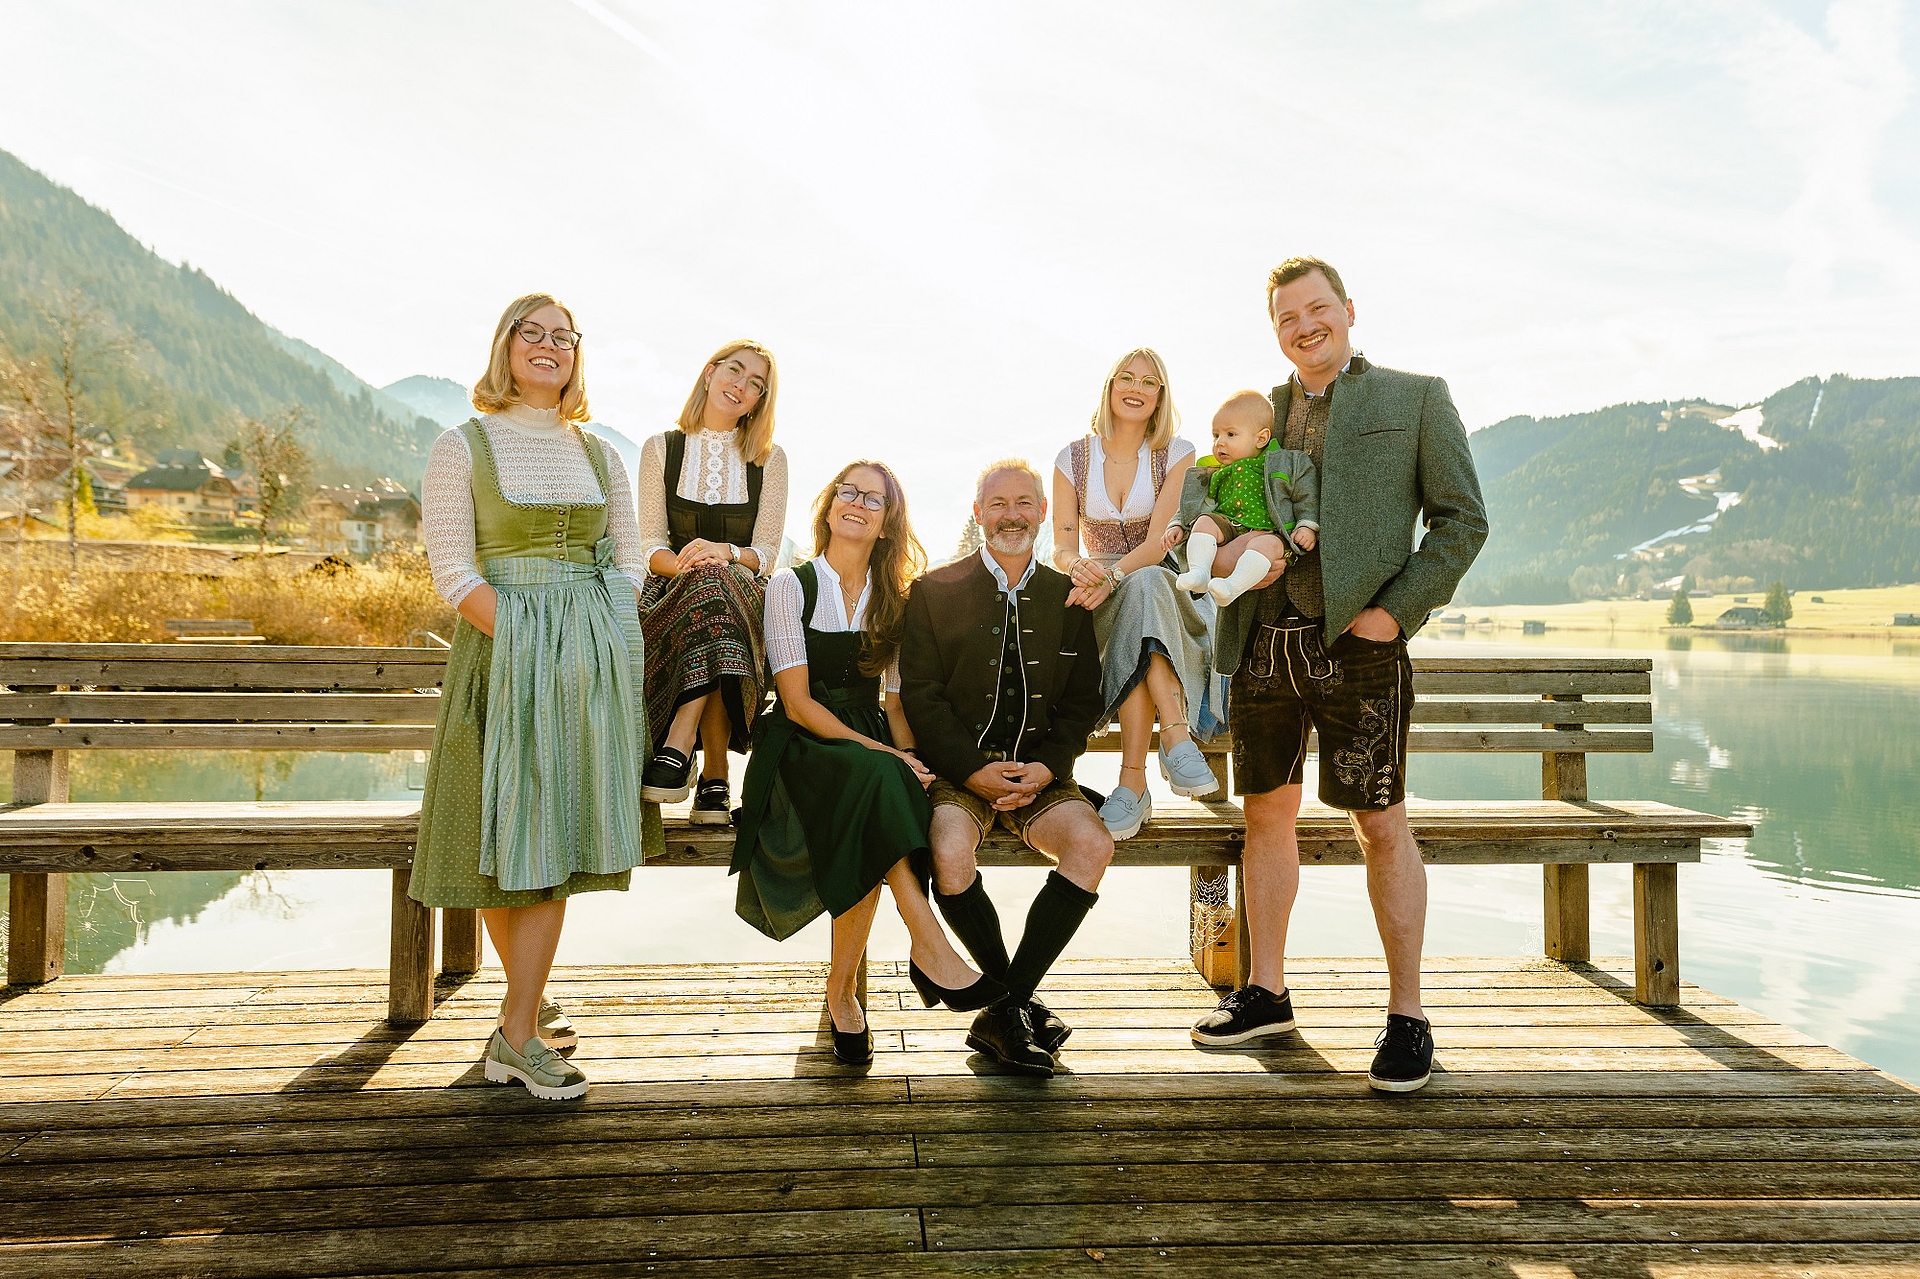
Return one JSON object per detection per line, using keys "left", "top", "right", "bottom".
{"left": 731, "top": 562, "right": 932, "bottom": 941}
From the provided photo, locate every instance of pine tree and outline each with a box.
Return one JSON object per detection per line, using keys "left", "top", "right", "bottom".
{"left": 1763, "top": 581, "right": 1792, "bottom": 625}
{"left": 1666, "top": 588, "right": 1693, "bottom": 626}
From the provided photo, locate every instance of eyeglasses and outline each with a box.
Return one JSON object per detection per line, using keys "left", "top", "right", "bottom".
{"left": 715, "top": 359, "right": 769, "bottom": 396}
{"left": 512, "top": 321, "right": 582, "bottom": 351}
{"left": 1114, "top": 371, "right": 1163, "bottom": 391}
{"left": 834, "top": 484, "right": 887, "bottom": 511}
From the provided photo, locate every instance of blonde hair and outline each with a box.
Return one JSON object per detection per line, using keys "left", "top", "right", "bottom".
{"left": 472, "top": 293, "right": 589, "bottom": 423}
{"left": 675, "top": 340, "right": 779, "bottom": 466}
{"left": 1217, "top": 389, "right": 1275, "bottom": 431}
{"left": 1089, "top": 347, "right": 1177, "bottom": 451}
{"left": 810, "top": 460, "right": 926, "bottom": 678}
{"left": 974, "top": 457, "right": 1047, "bottom": 504}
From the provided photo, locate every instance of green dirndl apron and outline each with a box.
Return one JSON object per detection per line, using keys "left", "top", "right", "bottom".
{"left": 410, "top": 419, "right": 664, "bottom": 908}
{"left": 731, "top": 562, "right": 932, "bottom": 940}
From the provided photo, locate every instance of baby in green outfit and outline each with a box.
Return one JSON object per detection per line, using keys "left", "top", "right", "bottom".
{"left": 1163, "top": 389, "right": 1319, "bottom": 606}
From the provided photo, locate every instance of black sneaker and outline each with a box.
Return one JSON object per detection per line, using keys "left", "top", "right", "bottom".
{"left": 690, "top": 778, "right": 732, "bottom": 826}
{"left": 641, "top": 748, "right": 694, "bottom": 803}
{"left": 1190, "top": 984, "right": 1296, "bottom": 1047}
{"left": 1367, "top": 1013, "right": 1434, "bottom": 1092}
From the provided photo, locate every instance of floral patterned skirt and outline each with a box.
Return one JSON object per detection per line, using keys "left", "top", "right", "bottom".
{"left": 638, "top": 562, "right": 769, "bottom": 754}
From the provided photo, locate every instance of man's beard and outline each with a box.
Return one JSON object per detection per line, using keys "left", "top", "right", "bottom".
{"left": 986, "top": 521, "right": 1035, "bottom": 556}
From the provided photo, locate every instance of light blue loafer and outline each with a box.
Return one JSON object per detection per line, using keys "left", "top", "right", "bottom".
{"left": 1098, "top": 784, "right": 1152, "bottom": 841}
{"left": 1159, "top": 739, "right": 1222, "bottom": 798}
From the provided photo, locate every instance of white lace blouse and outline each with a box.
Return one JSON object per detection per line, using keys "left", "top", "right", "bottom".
{"left": 1052, "top": 434, "right": 1197, "bottom": 521}
{"left": 634, "top": 427, "right": 789, "bottom": 576}
{"left": 422, "top": 404, "right": 648, "bottom": 607}
{"left": 764, "top": 556, "right": 901, "bottom": 692}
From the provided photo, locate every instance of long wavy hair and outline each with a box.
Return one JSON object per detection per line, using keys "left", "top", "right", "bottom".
{"left": 675, "top": 339, "right": 779, "bottom": 465}
{"left": 472, "top": 293, "right": 590, "bottom": 422}
{"left": 810, "top": 460, "right": 925, "bottom": 678}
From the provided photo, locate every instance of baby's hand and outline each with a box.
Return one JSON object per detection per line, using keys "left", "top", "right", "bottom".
{"left": 1160, "top": 524, "right": 1185, "bottom": 550}
{"left": 1292, "top": 527, "right": 1316, "bottom": 552}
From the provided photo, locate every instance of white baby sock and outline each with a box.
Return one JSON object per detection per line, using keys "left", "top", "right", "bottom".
{"left": 1208, "top": 548, "right": 1273, "bottom": 607}
{"left": 1176, "top": 531, "right": 1219, "bottom": 592}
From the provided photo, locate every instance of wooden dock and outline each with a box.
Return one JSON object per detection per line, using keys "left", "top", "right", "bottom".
{"left": 2, "top": 957, "right": 1916, "bottom": 1276}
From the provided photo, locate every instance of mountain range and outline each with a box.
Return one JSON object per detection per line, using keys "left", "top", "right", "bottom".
{"left": 1460, "top": 374, "right": 1920, "bottom": 601}
{"left": 2, "top": 147, "right": 1912, "bottom": 592}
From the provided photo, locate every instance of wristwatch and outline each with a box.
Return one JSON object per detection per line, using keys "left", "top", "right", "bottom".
{"left": 1109, "top": 566, "right": 1127, "bottom": 588}
{"left": 725, "top": 543, "right": 739, "bottom": 563}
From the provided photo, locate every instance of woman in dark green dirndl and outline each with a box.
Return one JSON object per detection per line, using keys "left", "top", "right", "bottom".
{"left": 734, "top": 462, "right": 1005, "bottom": 1065}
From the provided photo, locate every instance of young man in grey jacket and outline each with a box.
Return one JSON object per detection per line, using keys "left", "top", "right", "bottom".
{"left": 1189, "top": 257, "right": 1488, "bottom": 1092}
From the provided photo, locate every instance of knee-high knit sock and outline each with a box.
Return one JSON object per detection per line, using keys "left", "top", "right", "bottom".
{"left": 1005, "top": 871, "right": 1101, "bottom": 1004}
{"left": 1175, "top": 531, "right": 1219, "bottom": 591}
{"left": 935, "top": 872, "right": 1010, "bottom": 978}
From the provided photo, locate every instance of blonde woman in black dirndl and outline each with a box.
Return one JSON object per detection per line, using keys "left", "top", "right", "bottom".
{"left": 414, "top": 294, "right": 662, "bottom": 1101}
{"left": 635, "top": 341, "right": 790, "bottom": 821}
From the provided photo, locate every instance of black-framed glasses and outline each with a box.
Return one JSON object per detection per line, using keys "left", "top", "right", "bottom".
{"left": 512, "top": 321, "right": 582, "bottom": 351}
{"left": 834, "top": 484, "right": 887, "bottom": 511}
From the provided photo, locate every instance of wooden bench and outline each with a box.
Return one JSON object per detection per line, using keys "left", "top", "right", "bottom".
{"left": 1, "top": 644, "right": 1750, "bottom": 1023}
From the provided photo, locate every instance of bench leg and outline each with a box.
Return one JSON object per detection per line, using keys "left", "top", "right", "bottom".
{"left": 1633, "top": 863, "right": 1680, "bottom": 1007}
{"left": 7, "top": 873, "right": 67, "bottom": 986}
{"left": 441, "top": 908, "right": 482, "bottom": 976}
{"left": 1233, "top": 867, "right": 1253, "bottom": 991}
{"left": 1543, "top": 864, "right": 1590, "bottom": 963}
{"left": 1189, "top": 865, "right": 1238, "bottom": 987}
{"left": 389, "top": 869, "right": 436, "bottom": 1024}
{"left": 8, "top": 746, "right": 70, "bottom": 987}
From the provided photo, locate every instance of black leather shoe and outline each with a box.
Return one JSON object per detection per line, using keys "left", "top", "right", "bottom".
{"left": 1027, "top": 999, "right": 1070, "bottom": 1054}
{"left": 909, "top": 961, "right": 1008, "bottom": 1012}
{"left": 641, "top": 747, "right": 694, "bottom": 803}
{"left": 690, "top": 778, "right": 732, "bottom": 825}
{"left": 965, "top": 1002, "right": 1055, "bottom": 1078}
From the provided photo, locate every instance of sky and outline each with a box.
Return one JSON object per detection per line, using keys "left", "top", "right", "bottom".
{"left": 4, "top": 0, "right": 1918, "bottom": 544}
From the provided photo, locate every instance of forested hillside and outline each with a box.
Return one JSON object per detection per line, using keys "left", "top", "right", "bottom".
{"left": 1458, "top": 375, "right": 1920, "bottom": 602}
{"left": 0, "top": 148, "right": 438, "bottom": 484}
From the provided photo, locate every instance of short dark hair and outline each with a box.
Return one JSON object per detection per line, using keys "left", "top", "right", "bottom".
{"left": 1267, "top": 256, "right": 1347, "bottom": 307}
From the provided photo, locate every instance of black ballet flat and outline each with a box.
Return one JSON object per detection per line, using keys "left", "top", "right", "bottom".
{"left": 909, "top": 961, "right": 1008, "bottom": 1012}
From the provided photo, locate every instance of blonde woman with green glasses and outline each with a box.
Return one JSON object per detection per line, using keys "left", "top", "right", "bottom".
{"left": 414, "top": 292, "right": 663, "bottom": 1100}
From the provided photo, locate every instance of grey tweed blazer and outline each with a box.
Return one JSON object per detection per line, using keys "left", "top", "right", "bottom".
{"left": 1215, "top": 356, "right": 1488, "bottom": 675}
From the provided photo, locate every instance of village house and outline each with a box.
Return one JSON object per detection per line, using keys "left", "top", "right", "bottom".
{"left": 302, "top": 479, "right": 422, "bottom": 557}
{"left": 123, "top": 450, "right": 240, "bottom": 526}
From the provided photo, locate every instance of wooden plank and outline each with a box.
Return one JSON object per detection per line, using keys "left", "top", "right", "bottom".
{"left": 0, "top": 692, "right": 443, "bottom": 723}
{"left": 921, "top": 1199, "right": 1920, "bottom": 1251}
{"left": 387, "top": 870, "right": 434, "bottom": 1024}
{"left": 1080, "top": 727, "right": 1658, "bottom": 754}
{"left": 1413, "top": 669, "right": 1652, "bottom": 695}
{"left": 0, "top": 659, "right": 446, "bottom": 690}
{"left": 1635, "top": 861, "right": 1681, "bottom": 1007}
{"left": 0, "top": 642, "right": 447, "bottom": 664}
{"left": 0, "top": 724, "right": 438, "bottom": 750}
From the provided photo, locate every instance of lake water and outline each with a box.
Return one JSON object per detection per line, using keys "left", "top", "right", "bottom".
{"left": 4, "top": 629, "right": 1916, "bottom": 1084}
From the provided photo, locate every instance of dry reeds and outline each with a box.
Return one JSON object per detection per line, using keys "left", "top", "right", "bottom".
{"left": 0, "top": 548, "right": 456, "bottom": 646}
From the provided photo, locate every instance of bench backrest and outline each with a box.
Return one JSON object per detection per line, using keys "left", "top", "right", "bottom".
{"left": 0, "top": 644, "right": 1653, "bottom": 764}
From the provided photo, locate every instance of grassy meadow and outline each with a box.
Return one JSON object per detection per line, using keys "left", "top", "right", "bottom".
{"left": 1443, "top": 584, "right": 1920, "bottom": 635}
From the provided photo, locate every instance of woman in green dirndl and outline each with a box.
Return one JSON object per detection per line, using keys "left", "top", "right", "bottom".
{"left": 415, "top": 293, "right": 663, "bottom": 1100}
{"left": 734, "top": 462, "right": 1005, "bottom": 1066}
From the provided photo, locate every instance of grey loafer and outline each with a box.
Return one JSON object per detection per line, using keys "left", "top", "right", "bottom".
{"left": 1158, "top": 739, "right": 1221, "bottom": 798}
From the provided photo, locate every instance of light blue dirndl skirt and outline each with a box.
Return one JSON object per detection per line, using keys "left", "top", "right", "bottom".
{"left": 477, "top": 541, "right": 657, "bottom": 893}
